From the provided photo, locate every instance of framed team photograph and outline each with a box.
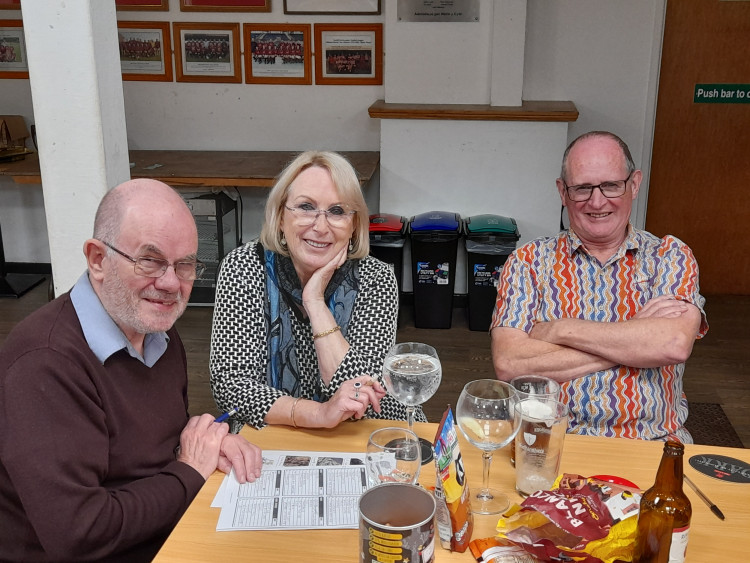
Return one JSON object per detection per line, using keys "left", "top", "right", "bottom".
{"left": 115, "top": 0, "right": 169, "bottom": 10}
{"left": 172, "top": 22, "right": 241, "bottom": 83}
{"left": 0, "top": 20, "right": 28, "bottom": 79}
{"left": 283, "top": 0, "right": 380, "bottom": 15}
{"left": 179, "top": 0, "right": 270, "bottom": 11}
{"left": 314, "top": 23, "right": 382, "bottom": 85}
{"left": 118, "top": 21, "right": 173, "bottom": 82}
{"left": 0, "top": 0, "right": 21, "bottom": 10}
{"left": 243, "top": 23, "right": 311, "bottom": 85}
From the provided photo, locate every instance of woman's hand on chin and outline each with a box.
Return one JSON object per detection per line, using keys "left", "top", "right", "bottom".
{"left": 302, "top": 245, "right": 348, "bottom": 307}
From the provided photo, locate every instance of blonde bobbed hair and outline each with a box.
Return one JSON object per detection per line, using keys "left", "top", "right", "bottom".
{"left": 260, "top": 151, "right": 370, "bottom": 260}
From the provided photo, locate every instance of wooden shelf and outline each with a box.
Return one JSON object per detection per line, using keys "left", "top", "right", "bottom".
{"left": 368, "top": 99, "right": 578, "bottom": 122}
{"left": 0, "top": 150, "right": 380, "bottom": 188}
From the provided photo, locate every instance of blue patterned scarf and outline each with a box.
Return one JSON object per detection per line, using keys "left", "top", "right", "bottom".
{"left": 261, "top": 244, "right": 359, "bottom": 399}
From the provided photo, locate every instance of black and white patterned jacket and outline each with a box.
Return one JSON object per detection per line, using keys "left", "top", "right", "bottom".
{"left": 209, "top": 240, "right": 425, "bottom": 430}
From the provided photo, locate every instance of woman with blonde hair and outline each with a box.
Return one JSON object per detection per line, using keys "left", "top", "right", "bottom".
{"left": 210, "top": 151, "right": 424, "bottom": 431}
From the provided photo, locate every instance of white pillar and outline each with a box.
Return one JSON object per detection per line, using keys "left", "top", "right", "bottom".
{"left": 21, "top": 0, "right": 130, "bottom": 295}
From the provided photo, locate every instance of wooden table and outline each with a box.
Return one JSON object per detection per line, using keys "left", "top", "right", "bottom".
{"left": 0, "top": 150, "right": 380, "bottom": 188}
{"left": 154, "top": 419, "right": 750, "bottom": 562}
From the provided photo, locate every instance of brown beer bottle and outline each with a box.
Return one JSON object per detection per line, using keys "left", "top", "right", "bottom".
{"left": 633, "top": 440, "right": 692, "bottom": 563}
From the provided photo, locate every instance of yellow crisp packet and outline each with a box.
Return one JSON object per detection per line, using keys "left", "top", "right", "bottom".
{"left": 585, "top": 518, "right": 638, "bottom": 563}
{"left": 495, "top": 474, "right": 641, "bottom": 563}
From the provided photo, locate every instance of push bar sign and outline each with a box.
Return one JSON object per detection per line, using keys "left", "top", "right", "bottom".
{"left": 694, "top": 83, "right": 750, "bottom": 103}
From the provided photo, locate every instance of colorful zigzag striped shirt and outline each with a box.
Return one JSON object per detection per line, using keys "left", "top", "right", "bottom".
{"left": 491, "top": 226, "right": 708, "bottom": 443}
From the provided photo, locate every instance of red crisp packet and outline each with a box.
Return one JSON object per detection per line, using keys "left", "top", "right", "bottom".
{"left": 496, "top": 474, "right": 641, "bottom": 563}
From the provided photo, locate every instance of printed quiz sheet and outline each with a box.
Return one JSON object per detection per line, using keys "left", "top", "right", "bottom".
{"left": 213, "top": 450, "right": 367, "bottom": 531}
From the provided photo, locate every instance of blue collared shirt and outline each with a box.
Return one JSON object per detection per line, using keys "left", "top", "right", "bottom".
{"left": 70, "top": 272, "right": 169, "bottom": 367}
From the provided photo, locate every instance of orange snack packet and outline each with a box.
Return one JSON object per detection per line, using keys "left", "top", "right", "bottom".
{"left": 433, "top": 406, "right": 474, "bottom": 552}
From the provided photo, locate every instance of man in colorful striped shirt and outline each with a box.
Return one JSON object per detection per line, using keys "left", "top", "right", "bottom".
{"left": 491, "top": 131, "right": 707, "bottom": 442}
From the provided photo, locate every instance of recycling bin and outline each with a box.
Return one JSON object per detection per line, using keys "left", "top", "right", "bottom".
{"left": 369, "top": 213, "right": 407, "bottom": 294}
{"left": 408, "top": 211, "right": 462, "bottom": 329}
{"left": 463, "top": 214, "right": 520, "bottom": 331}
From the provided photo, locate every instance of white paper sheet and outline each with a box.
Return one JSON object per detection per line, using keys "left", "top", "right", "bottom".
{"left": 213, "top": 450, "right": 367, "bottom": 531}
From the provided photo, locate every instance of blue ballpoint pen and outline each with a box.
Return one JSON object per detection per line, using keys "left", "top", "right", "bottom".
{"left": 214, "top": 407, "right": 238, "bottom": 423}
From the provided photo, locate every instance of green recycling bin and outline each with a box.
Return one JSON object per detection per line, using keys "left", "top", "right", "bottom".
{"left": 463, "top": 214, "right": 520, "bottom": 331}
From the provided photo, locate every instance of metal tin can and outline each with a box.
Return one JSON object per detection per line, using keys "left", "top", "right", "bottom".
{"left": 359, "top": 483, "right": 436, "bottom": 563}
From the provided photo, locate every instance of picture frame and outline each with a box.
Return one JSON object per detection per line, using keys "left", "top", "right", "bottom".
{"left": 283, "top": 0, "right": 380, "bottom": 15}
{"left": 118, "top": 21, "right": 173, "bottom": 82}
{"left": 243, "top": 23, "right": 311, "bottom": 85}
{"left": 314, "top": 23, "right": 382, "bottom": 85}
{"left": 0, "top": 19, "right": 28, "bottom": 79}
{"left": 179, "top": 0, "right": 271, "bottom": 11}
{"left": 0, "top": 0, "right": 21, "bottom": 10}
{"left": 173, "top": 22, "right": 241, "bottom": 83}
{"left": 115, "top": 0, "right": 169, "bottom": 11}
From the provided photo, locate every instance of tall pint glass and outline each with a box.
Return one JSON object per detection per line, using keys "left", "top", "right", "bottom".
{"left": 514, "top": 398, "right": 568, "bottom": 496}
{"left": 508, "top": 375, "right": 560, "bottom": 466}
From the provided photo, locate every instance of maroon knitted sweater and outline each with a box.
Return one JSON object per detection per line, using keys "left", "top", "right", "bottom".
{"left": 0, "top": 292, "right": 206, "bottom": 562}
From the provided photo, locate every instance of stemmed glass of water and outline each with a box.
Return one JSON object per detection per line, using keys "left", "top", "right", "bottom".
{"left": 382, "top": 342, "right": 442, "bottom": 462}
{"left": 456, "top": 379, "right": 520, "bottom": 514}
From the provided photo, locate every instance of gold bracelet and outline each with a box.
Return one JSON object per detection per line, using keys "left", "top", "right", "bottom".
{"left": 290, "top": 397, "right": 301, "bottom": 428}
{"left": 312, "top": 325, "right": 341, "bottom": 340}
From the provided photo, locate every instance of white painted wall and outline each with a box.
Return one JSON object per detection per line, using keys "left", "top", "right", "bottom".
{"left": 380, "top": 119, "right": 568, "bottom": 292}
{"left": 523, "top": 0, "right": 666, "bottom": 226}
{"left": 380, "top": 0, "right": 562, "bottom": 293}
{"left": 120, "top": 7, "right": 385, "bottom": 152}
{"left": 384, "top": 0, "right": 527, "bottom": 106}
{"left": 384, "top": 1, "right": 494, "bottom": 104}
{"left": 1, "top": 0, "right": 666, "bottom": 286}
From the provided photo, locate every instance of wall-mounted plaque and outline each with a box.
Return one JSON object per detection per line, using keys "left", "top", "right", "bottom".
{"left": 397, "top": 0, "right": 479, "bottom": 22}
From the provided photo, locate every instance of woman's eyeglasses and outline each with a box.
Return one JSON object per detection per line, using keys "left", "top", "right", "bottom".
{"left": 284, "top": 203, "right": 355, "bottom": 227}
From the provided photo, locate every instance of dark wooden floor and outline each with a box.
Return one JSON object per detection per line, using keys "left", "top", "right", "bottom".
{"left": 2, "top": 280, "right": 748, "bottom": 447}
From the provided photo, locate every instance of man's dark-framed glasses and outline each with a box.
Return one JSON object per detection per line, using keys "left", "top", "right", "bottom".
{"left": 101, "top": 241, "right": 206, "bottom": 281}
{"left": 563, "top": 172, "right": 633, "bottom": 202}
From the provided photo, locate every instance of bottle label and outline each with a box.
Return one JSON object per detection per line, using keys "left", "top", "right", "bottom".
{"left": 668, "top": 525, "right": 689, "bottom": 563}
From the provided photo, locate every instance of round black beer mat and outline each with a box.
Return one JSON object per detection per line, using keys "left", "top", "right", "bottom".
{"left": 688, "top": 454, "right": 750, "bottom": 483}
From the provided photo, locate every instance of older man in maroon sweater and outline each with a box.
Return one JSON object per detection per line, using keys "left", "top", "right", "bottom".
{"left": 0, "top": 179, "right": 262, "bottom": 562}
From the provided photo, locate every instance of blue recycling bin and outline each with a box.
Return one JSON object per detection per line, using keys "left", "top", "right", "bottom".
{"left": 408, "top": 211, "right": 461, "bottom": 328}
{"left": 463, "top": 214, "right": 520, "bottom": 331}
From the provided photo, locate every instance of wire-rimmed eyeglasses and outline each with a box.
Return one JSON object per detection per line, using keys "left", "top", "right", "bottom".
{"left": 284, "top": 203, "right": 356, "bottom": 227}
{"left": 101, "top": 241, "right": 206, "bottom": 281}
{"left": 562, "top": 172, "right": 633, "bottom": 202}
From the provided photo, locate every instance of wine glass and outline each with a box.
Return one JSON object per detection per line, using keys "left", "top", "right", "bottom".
{"left": 382, "top": 342, "right": 442, "bottom": 463}
{"left": 456, "top": 379, "right": 520, "bottom": 514}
